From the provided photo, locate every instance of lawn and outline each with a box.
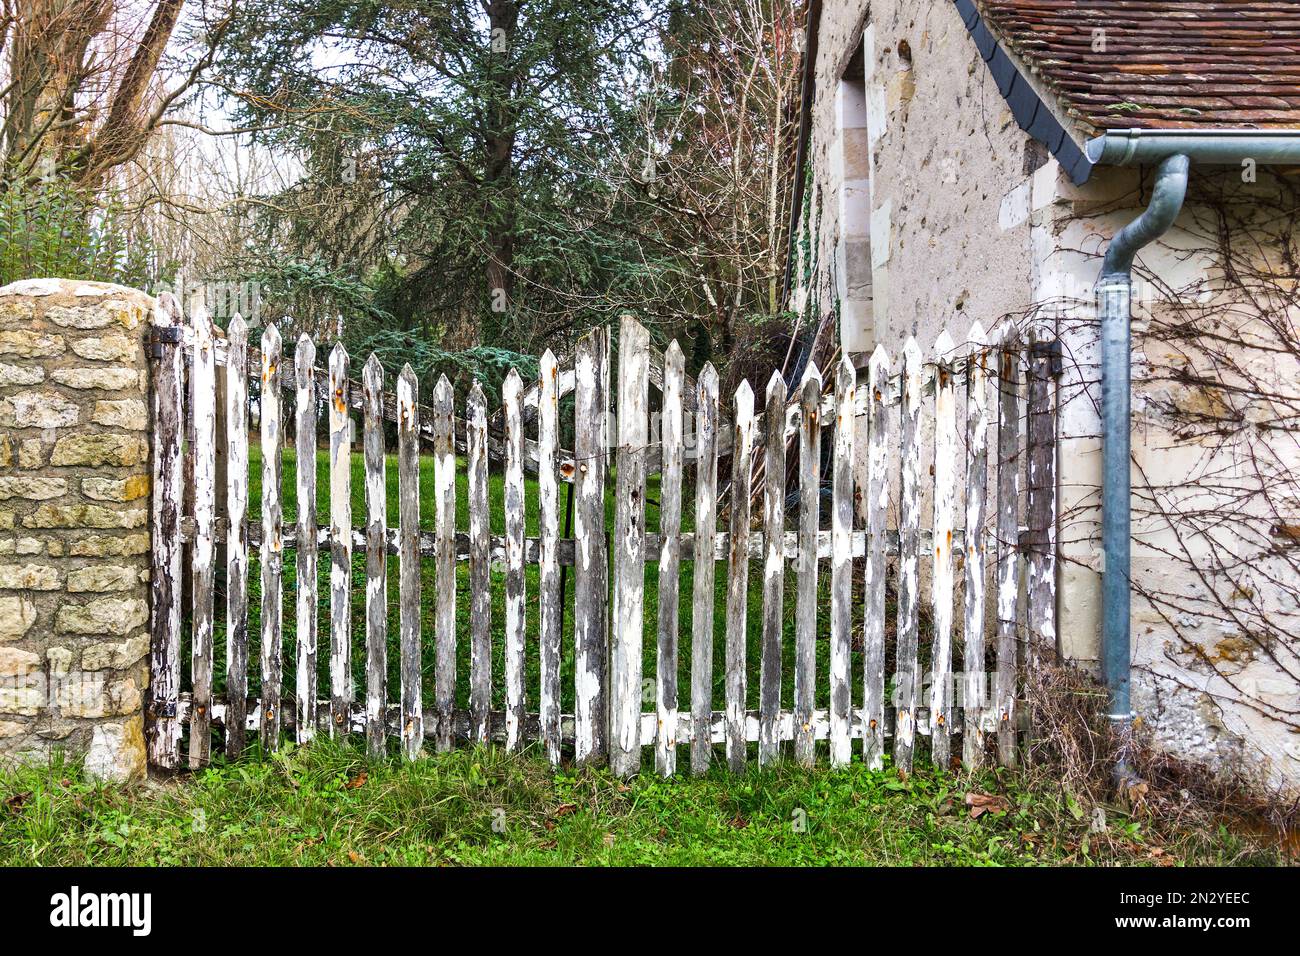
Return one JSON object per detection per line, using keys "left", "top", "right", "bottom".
{"left": 1, "top": 741, "right": 1286, "bottom": 866}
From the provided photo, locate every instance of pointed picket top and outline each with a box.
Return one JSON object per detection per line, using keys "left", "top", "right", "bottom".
{"left": 188, "top": 287, "right": 212, "bottom": 342}
{"left": 733, "top": 378, "right": 754, "bottom": 418}
{"left": 296, "top": 332, "right": 315, "bottom": 380}
{"left": 967, "top": 319, "right": 987, "bottom": 350}
{"left": 698, "top": 360, "right": 718, "bottom": 393}
{"left": 868, "top": 342, "right": 889, "bottom": 376}
{"left": 539, "top": 349, "right": 558, "bottom": 396}
{"left": 330, "top": 339, "right": 348, "bottom": 371}
{"left": 800, "top": 358, "right": 822, "bottom": 389}
{"left": 934, "top": 328, "right": 956, "bottom": 364}
{"left": 398, "top": 364, "right": 419, "bottom": 418}
{"left": 766, "top": 368, "right": 786, "bottom": 405}
{"left": 261, "top": 322, "right": 281, "bottom": 356}
{"left": 503, "top": 366, "right": 523, "bottom": 400}
{"left": 996, "top": 320, "right": 1021, "bottom": 348}
{"left": 665, "top": 338, "right": 685, "bottom": 369}
{"left": 836, "top": 354, "right": 855, "bottom": 393}
{"left": 902, "top": 335, "right": 921, "bottom": 365}
{"left": 468, "top": 377, "right": 486, "bottom": 408}
{"left": 433, "top": 371, "right": 453, "bottom": 406}
{"left": 228, "top": 313, "right": 247, "bottom": 344}
{"left": 902, "top": 336, "right": 922, "bottom": 397}
{"left": 155, "top": 289, "right": 183, "bottom": 328}
{"left": 363, "top": 352, "right": 383, "bottom": 387}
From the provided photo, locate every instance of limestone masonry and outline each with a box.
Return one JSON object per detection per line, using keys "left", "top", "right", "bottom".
{"left": 0, "top": 278, "right": 152, "bottom": 785}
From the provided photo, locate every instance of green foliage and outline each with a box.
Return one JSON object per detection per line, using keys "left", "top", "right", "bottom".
{"left": 350, "top": 328, "right": 539, "bottom": 407}
{"left": 215, "top": 0, "right": 660, "bottom": 349}
{"left": 0, "top": 180, "right": 156, "bottom": 288}
{"left": 245, "top": 258, "right": 397, "bottom": 327}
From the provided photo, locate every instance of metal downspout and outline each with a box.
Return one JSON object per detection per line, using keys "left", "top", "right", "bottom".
{"left": 1094, "top": 153, "right": 1189, "bottom": 784}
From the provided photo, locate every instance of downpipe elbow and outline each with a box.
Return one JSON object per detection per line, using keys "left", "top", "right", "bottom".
{"left": 1100, "top": 153, "right": 1191, "bottom": 281}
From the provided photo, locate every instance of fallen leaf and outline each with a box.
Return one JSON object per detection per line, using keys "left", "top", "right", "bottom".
{"left": 4, "top": 792, "right": 30, "bottom": 813}
{"left": 554, "top": 802, "right": 578, "bottom": 817}
{"left": 602, "top": 832, "right": 615, "bottom": 847}
{"left": 348, "top": 850, "right": 364, "bottom": 864}
{"left": 729, "top": 813, "right": 749, "bottom": 830}
{"left": 964, "top": 792, "right": 1010, "bottom": 819}
{"left": 345, "top": 772, "right": 367, "bottom": 790}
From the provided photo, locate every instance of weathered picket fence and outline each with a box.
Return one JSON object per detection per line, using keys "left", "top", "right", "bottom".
{"left": 146, "top": 293, "right": 1057, "bottom": 777}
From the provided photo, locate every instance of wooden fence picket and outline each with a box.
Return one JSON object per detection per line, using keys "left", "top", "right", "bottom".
{"left": 759, "top": 371, "right": 786, "bottom": 767}
{"left": 189, "top": 296, "right": 217, "bottom": 768}
{"left": 930, "top": 332, "right": 957, "bottom": 769}
{"left": 467, "top": 381, "right": 492, "bottom": 746}
{"left": 830, "top": 357, "right": 855, "bottom": 768}
{"left": 398, "top": 365, "right": 423, "bottom": 759}
{"left": 863, "top": 345, "right": 889, "bottom": 770}
{"left": 537, "top": 352, "right": 562, "bottom": 765}
{"left": 1026, "top": 326, "right": 1057, "bottom": 671}
{"left": 794, "top": 365, "right": 821, "bottom": 768}
{"left": 656, "top": 342, "right": 685, "bottom": 777}
{"left": 573, "top": 328, "right": 608, "bottom": 764}
{"left": 725, "top": 380, "right": 754, "bottom": 773}
{"left": 328, "top": 343, "right": 352, "bottom": 738}
{"left": 147, "top": 293, "right": 184, "bottom": 769}
{"left": 612, "top": 315, "right": 649, "bottom": 777}
{"left": 224, "top": 315, "right": 250, "bottom": 759}
{"left": 895, "top": 337, "right": 922, "bottom": 773}
{"left": 689, "top": 363, "right": 720, "bottom": 776}
{"left": 963, "top": 323, "right": 990, "bottom": 769}
{"left": 503, "top": 369, "right": 527, "bottom": 752}
{"left": 362, "top": 355, "right": 388, "bottom": 758}
{"left": 432, "top": 375, "right": 456, "bottom": 752}
{"left": 259, "top": 323, "right": 284, "bottom": 750}
{"left": 995, "top": 333, "right": 1021, "bottom": 767}
{"left": 295, "top": 334, "right": 318, "bottom": 744}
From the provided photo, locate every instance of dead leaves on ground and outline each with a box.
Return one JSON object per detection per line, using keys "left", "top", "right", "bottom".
{"left": 964, "top": 791, "right": 1011, "bottom": 819}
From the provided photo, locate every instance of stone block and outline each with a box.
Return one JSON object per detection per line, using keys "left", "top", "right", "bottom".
{"left": 55, "top": 597, "right": 148, "bottom": 635}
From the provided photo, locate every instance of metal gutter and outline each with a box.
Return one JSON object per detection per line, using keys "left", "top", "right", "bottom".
{"left": 1088, "top": 128, "right": 1300, "bottom": 167}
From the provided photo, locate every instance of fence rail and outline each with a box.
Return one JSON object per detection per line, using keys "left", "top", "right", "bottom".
{"left": 146, "top": 294, "right": 1057, "bottom": 777}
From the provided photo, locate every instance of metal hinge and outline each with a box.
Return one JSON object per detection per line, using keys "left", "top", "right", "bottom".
{"left": 147, "top": 325, "right": 182, "bottom": 359}
{"left": 1029, "top": 339, "right": 1063, "bottom": 377}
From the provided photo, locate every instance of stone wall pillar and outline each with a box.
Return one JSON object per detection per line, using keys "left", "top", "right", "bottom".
{"left": 0, "top": 279, "right": 153, "bottom": 784}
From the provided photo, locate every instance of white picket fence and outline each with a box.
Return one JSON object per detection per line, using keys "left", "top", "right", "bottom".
{"left": 146, "top": 293, "right": 1058, "bottom": 777}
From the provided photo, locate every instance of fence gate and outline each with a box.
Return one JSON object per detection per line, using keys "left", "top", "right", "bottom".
{"left": 146, "top": 295, "right": 1058, "bottom": 777}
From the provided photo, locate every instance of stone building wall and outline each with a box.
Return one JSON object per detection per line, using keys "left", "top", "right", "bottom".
{"left": 0, "top": 279, "right": 152, "bottom": 785}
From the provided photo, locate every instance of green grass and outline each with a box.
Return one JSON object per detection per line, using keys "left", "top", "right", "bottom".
{"left": 199, "top": 443, "right": 852, "bottom": 724}
{"left": 1, "top": 742, "right": 1285, "bottom": 866}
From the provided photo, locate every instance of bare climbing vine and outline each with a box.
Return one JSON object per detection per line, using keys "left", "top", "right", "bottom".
{"left": 1050, "top": 169, "right": 1300, "bottom": 778}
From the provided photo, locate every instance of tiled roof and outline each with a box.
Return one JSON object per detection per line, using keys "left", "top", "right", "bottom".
{"left": 979, "top": 1, "right": 1300, "bottom": 132}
